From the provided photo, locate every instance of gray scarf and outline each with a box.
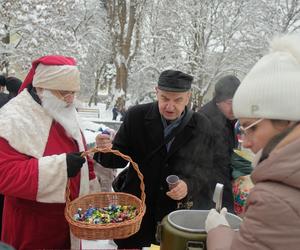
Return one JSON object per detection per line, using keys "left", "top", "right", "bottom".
{"left": 161, "top": 108, "right": 186, "bottom": 151}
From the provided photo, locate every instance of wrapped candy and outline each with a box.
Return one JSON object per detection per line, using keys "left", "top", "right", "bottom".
{"left": 73, "top": 204, "right": 138, "bottom": 224}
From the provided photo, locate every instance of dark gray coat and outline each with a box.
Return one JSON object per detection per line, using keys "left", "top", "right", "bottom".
{"left": 95, "top": 102, "right": 218, "bottom": 248}
{"left": 199, "top": 100, "right": 235, "bottom": 212}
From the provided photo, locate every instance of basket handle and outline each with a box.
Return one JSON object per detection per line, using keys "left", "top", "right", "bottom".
{"left": 65, "top": 148, "right": 146, "bottom": 210}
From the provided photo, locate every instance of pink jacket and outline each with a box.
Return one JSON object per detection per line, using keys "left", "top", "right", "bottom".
{"left": 207, "top": 125, "right": 300, "bottom": 250}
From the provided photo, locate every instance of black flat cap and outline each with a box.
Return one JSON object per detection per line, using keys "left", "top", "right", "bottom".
{"left": 158, "top": 70, "right": 193, "bottom": 92}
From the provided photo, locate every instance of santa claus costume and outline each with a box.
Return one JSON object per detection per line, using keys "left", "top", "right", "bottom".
{"left": 0, "top": 55, "right": 99, "bottom": 249}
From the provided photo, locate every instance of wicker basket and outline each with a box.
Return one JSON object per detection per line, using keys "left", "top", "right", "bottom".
{"left": 64, "top": 148, "right": 146, "bottom": 240}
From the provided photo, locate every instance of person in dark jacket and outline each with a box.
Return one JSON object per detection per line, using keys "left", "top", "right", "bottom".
{"left": 0, "top": 76, "right": 22, "bottom": 108}
{"left": 0, "top": 75, "right": 22, "bottom": 236}
{"left": 94, "top": 70, "right": 218, "bottom": 249}
{"left": 199, "top": 75, "right": 241, "bottom": 212}
{"left": 0, "top": 75, "right": 9, "bottom": 108}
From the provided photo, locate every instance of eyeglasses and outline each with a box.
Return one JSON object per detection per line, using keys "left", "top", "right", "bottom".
{"left": 240, "top": 118, "right": 264, "bottom": 136}
{"left": 52, "top": 90, "right": 76, "bottom": 101}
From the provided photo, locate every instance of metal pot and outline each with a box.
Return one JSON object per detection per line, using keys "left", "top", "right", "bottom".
{"left": 156, "top": 210, "right": 242, "bottom": 250}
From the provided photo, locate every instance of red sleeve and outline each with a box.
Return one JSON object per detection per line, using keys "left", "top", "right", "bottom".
{"left": 0, "top": 137, "right": 38, "bottom": 200}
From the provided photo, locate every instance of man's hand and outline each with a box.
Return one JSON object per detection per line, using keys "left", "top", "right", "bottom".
{"left": 205, "top": 207, "right": 230, "bottom": 232}
{"left": 66, "top": 152, "right": 86, "bottom": 177}
{"left": 166, "top": 180, "right": 188, "bottom": 200}
{"left": 95, "top": 129, "right": 116, "bottom": 149}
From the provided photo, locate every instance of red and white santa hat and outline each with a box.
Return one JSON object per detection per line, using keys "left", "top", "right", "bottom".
{"left": 18, "top": 55, "right": 80, "bottom": 93}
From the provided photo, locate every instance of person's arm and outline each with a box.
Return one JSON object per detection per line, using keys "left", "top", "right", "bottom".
{"left": 206, "top": 184, "right": 298, "bottom": 250}
{"left": 93, "top": 111, "right": 133, "bottom": 169}
{"left": 0, "top": 137, "right": 81, "bottom": 203}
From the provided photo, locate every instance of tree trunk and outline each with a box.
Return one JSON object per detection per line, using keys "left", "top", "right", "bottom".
{"left": 115, "top": 62, "right": 128, "bottom": 92}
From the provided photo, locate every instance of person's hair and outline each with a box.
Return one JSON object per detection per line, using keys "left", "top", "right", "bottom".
{"left": 6, "top": 76, "right": 22, "bottom": 95}
{"left": 260, "top": 120, "right": 299, "bottom": 162}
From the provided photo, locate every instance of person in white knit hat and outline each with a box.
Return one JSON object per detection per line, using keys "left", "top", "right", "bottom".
{"left": 205, "top": 33, "right": 300, "bottom": 250}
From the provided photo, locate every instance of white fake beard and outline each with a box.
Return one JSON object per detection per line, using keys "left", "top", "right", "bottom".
{"left": 40, "top": 90, "right": 82, "bottom": 141}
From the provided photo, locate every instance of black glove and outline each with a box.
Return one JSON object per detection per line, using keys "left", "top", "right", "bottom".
{"left": 66, "top": 152, "right": 86, "bottom": 177}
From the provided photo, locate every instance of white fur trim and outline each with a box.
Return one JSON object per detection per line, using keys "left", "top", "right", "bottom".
{"left": 76, "top": 134, "right": 89, "bottom": 197}
{"left": 33, "top": 64, "right": 80, "bottom": 92}
{"left": 37, "top": 153, "right": 68, "bottom": 203}
{"left": 70, "top": 230, "right": 81, "bottom": 250}
{"left": 0, "top": 90, "right": 52, "bottom": 158}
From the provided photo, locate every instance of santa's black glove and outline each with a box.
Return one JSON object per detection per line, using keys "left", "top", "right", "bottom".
{"left": 66, "top": 152, "right": 86, "bottom": 177}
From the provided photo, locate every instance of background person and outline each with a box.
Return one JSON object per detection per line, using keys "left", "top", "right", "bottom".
{"left": 199, "top": 75, "right": 241, "bottom": 212}
{"left": 205, "top": 34, "right": 300, "bottom": 250}
{"left": 0, "top": 76, "right": 22, "bottom": 108}
{"left": 0, "top": 76, "right": 5, "bottom": 92}
{"left": 231, "top": 120, "right": 254, "bottom": 216}
{"left": 0, "top": 75, "right": 22, "bottom": 236}
{"left": 0, "top": 55, "right": 99, "bottom": 250}
{"left": 94, "top": 69, "right": 217, "bottom": 249}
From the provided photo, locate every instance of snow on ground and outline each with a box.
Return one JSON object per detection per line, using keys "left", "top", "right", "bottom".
{"left": 78, "top": 102, "right": 124, "bottom": 122}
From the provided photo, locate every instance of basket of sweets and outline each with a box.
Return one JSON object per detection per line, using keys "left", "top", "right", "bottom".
{"left": 64, "top": 148, "right": 146, "bottom": 240}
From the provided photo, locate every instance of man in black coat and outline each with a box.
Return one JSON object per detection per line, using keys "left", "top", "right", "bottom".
{"left": 199, "top": 75, "right": 241, "bottom": 213}
{"left": 94, "top": 70, "right": 218, "bottom": 249}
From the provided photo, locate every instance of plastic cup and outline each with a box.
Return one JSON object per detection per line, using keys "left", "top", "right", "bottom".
{"left": 166, "top": 175, "right": 180, "bottom": 190}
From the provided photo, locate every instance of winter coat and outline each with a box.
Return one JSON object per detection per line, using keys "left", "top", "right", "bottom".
{"left": 207, "top": 124, "right": 300, "bottom": 250}
{"left": 199, "top": 100, "right": 235, "bottom": 211}
{"left": 0, "top": 92, "right": 10, "bottom": 235}
{"left": 0, "top": 90, "right": 98, "bottom": 250}
{"left": 95, "top": 102, "right": 222, "bottom": 248}
{"left": 0, "top": 92, "right": 9, "bottom": 108}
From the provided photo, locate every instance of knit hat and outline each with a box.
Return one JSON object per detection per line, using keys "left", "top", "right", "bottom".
{"left": 19, "top": 55, "right": 80, "bottom": 93}
{"left": 5, "top": 77, "right": 22, "bottom": 94}
{"left": 214, "top": 75, "right": 240, "bottom": 102}
{"left": 158, "top": 70, "right": 193, "bottom": 92}
{"left": 233, "top": 34, "right": 300, "bottom": 121}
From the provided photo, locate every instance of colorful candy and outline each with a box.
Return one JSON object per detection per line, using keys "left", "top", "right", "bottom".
{"left": 73, "top": 204, "right": 137, "bottom": 224}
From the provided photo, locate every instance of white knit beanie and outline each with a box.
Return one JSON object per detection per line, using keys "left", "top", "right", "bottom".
{"left": 233, "top": 33, "right": 300, "bottom": 121}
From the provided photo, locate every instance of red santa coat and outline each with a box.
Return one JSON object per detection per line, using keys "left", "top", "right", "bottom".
{"left": 0, "top": 90, "right": 98, "bottom": 249}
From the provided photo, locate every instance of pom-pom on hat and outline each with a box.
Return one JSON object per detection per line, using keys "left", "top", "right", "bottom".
{"left": 158, "top": 70, "right": 193, "bottom": 92}
{"left": 233, "top": 33, "right": 300, "bottom": 121}
{"left": 214, "top": 75, "right": 240, "bottom": 102}
{"left": 19, "top": 55, "right": 80, "bottom": 93}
